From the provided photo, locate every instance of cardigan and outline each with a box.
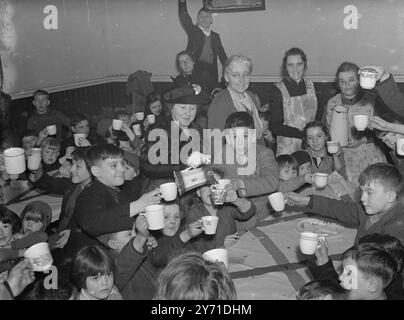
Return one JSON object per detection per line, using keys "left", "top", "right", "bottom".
{"left": 207, "top": 88, "right": 262, "bottom": 132}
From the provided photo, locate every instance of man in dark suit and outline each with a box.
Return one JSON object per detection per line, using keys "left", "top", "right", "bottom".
{"left": 178, "top": 0, "right": 227, "bottom": 93}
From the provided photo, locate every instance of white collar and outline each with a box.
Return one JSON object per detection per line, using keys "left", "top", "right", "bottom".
{"left": 198, "top": 25, "right": 211, "bottom": 37}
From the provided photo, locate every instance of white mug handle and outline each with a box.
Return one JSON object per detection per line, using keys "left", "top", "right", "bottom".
{"left": 197, "top": 219, "right": 205, "bottom": 231}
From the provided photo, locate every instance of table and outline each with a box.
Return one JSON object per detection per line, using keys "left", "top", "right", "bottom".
{"left": 1, "top": 180, "right": 63, "bottom": 223}
{"left": 228, "top": 209, "right": 357, "bottom": 300}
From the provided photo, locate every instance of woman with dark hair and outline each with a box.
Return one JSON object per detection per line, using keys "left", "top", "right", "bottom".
{"left": 324, "top": 61, "right": 386, "bottom": 187}
{"left": 266, "top": 47, "right": 325, "bottom": 155}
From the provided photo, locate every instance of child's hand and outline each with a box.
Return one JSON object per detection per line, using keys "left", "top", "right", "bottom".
{"left": 77, "top": 137, "right": 91, "bottom": 147}
{"left": 146, "top": 235, "right": 157, "bottom": 250}
{"left": 224, "top": 185, "right": 238, "bottom": 203}
{"left": 130, "top": 188, "right": 161, "bottom": 217}
{"left": 38, "top": 128, "right": 49, "bottom": 142}
{"left": 285, "top": 192, "right": 310, "bottom": 207}
{"left": 304, "top": 173, "right": 315, "bottom": 184}
{"left": 224, "top": 233, "right": 240, "bottom": 248}
{"left": 135, "top": 215, "right": 149, "bottom": 238}
{"left": 54, "top": 229, "right": 71, "bottom": 249}
{"left": 186, "top": 221, "right": 204, "bottom": 238}
{"left": 230, "top": 178, "right": 245, "bottom": 191}
{"left": 315, "top": 237, "right": 329, "bottom": 266}
{"left": 130, "top": 114, "right": 137, "bottom": 123}
{"left": 28, "top": 165, "right": 43, "bottom": 182}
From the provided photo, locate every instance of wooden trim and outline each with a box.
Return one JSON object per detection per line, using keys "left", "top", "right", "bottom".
{"left": 10, "top": 74, "right": 404, "bottom": 100}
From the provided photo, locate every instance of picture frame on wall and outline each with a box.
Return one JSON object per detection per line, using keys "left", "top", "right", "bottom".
{"left": 203, "top": 0, "right": 266, "bottom": 13}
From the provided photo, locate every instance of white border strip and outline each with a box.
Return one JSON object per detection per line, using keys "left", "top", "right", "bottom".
{"left": 10, "top": 74, "right": 404, "bottom": 100}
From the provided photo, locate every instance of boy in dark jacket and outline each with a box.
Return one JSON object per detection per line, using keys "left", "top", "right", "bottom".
{"left": 286, "top": 163, "right": 404, "bottom": 245}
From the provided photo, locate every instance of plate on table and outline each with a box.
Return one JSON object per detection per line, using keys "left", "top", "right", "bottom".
{"left": 296, "top": 218, "right": 344, "bottom": 237}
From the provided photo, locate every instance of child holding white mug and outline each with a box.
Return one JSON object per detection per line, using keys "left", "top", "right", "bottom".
{"left": 302, "top": 121, "right": 346, "bottom": 178}
{"left": 186, "top": 182, "right": 256, "bottom": 253}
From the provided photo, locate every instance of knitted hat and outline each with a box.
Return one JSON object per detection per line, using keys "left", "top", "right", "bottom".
{"left": 291, "top": 150, "right": 312, "bottom": 166}
{"left": 21, "top": 200, "right": 52, "bottom": 229}
{"left": 163, "top": 86, "right": 211, "bottom": 105}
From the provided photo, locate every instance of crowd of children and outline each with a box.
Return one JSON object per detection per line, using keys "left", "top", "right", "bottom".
{"left": 1, "top": 3, "right": 404, "bottom": 298}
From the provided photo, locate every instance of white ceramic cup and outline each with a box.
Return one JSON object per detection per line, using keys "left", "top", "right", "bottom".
{"left": 133, "top": 124, "right": 142, "bottom": 136}
{"left": 27, "top": 148, "right": 42, "bottom": 171}
{"left": 160, "top": 182, "right": 178, "bottom": 201}
{"left": 23, "top": 242, "right": 53, "bottom": 272}
{"left": 314, "top": 173, "right": 328, "bottom": 188}
{"left": 200, "top": 216, "right": 219, "bottom": 235}
{"left": 136, "top": 112, "right": 144, "bottom": 121}
{"left": 142, "top": 205, "right": 165, "bottom": 230}
{"left": 353, "top": 115, "right": 369, "bottom": 131}
{"left": 112, "top": 119, "right": 123, "bottom": 130}
{"left": 203, "top": 248, "right": 229, "bottom": 269}
{"left": 3, "top": 147, "right": 26, "bottom": 175}
{"left": 73, "top": 133, "right": 87, "bottom": 147}
{"left": 397, "top": 138, "right": 404, "bottom": 156}
{"left": 46, "top": 125, "right": 57, "bottom": 135}
{"left": 300, "top": 232, "right": 319, "bottom": 255}
{"left": 268, "top": 192, "right": 286, "bottom": 212}
{"left": 147, "top": 114, "right": 155, "bottom": 124}
{"left": 360, "top": 68, "right": 378, "bottom": 89}
{"left": 217, "top": 179, "right": 231, "bottom": 189}
{"left": 326, "top": 141, "right": 339, "bottom": 154}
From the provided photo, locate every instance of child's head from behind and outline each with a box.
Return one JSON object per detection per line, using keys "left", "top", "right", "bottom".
{"left": 70, "top": 147, "right": 91, "bottom": 184}
{"left": 20, "top": 201, "right": 52, "bottom": 235}
{"left": 339, "top": 243, "right": 397, "bottom": 300}
{"left": 303, "top": 121, "right": 329, "bottom": 153}
{"left": 41, "top": 137, "right": 61, "bottom": 165}
{"left": 147, "top": 92, "right": 163, "bottom": 116}
{"left": 72, "top": 245, "right": 115, "bottom": 300}
{"left": 297, "top": 279, "right": 347, "bottom": 300}
{"left": 26, "top": 277, "right": 75, "bottom": 300}
{"left": 358, "top": 163, "right": 402, "bottom": 215}
{"left": 21, "top": 130, "right": 38, "bottom": 151}
{"left": 259, "top": 112, "right": 271, "bottom": 132}
{"left": 70, "top": 113, "right": 90, "bottom": 136}
{"left": 155, "top": 251, "right": 237, "bottom": 300}
{"left": 32, "top": 89, "right": 50, "bottom": 115}
{"left": 162, "top": 203, "right": 182, "bottom": 237}
{"left": 359, "top": 233, "right": 404, "bottom": 273}
{"left": 225, "top": 111, "right": 256, "bottom": 155}
{"left": 276, "top": 154, "right": 298, "bottom": 181}
{"left": 86, "top": 144, "right": 125, "bottom": 187}
{"left": 291, "top": 150, "right": 312, "bottom": 176}
{"left": 0, "top": 207, "right": 21, "bottom": 247}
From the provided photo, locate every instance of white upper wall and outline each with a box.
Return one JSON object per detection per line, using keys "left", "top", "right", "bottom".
{"left": 2, "top": 0, "right": 404, "bottom": 95}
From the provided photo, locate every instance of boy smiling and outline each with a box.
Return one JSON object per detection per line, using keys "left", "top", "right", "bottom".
{"left": 287, "top": 163, "right": 404, "bottom": 244}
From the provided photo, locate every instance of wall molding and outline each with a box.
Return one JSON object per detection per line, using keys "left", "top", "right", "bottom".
{"left": 10, "top": 74, "right": 404, "bottom": 100}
